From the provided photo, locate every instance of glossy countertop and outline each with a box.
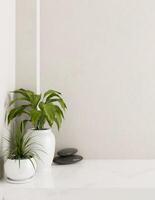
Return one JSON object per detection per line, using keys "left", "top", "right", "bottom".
{"left": 1, "top": 160, "right": 155, "bottom": 199}
{"left": 2, "top": 159, "right": 155, "bottom": 189}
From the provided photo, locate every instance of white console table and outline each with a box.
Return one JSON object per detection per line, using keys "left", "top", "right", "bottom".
{"left": 1, "top": 160, "right": 155, "bottom": 199}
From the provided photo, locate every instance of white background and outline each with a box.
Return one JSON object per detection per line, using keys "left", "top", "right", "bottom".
{"left": 16, "top": 0, "right": 155, "bottom": 159}
{"left": 40, "top": 0, "right": 155, "bottom": 159}
{"left": 0, "top": 0, "right": 15, "bottom": 155}
{"left": 16, "top": 0, "right": 36, "bottom": 90}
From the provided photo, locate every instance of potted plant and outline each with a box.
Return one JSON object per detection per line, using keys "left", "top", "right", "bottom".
{"left": 6, "top": 88, "right": 67, "bottom": 170}
{"left": 4, "top": 122, "right": 37, "bottom": 183}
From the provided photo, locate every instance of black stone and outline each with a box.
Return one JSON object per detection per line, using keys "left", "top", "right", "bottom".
{"left": 53, "top": 155, "right": 83, "bottom": 165}
{"left": 57, "top": 148, "right": 78, "bottom": 157}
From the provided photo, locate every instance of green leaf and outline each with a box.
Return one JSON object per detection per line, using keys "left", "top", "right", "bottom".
{"left": 12, "top": 89, "right": 34, "bottom": 100}
{"left": 47, "top": 98, "right": 67, "bottom": 110}
{"left": 30, "top": 110, "right": 42, "bottom": 128}
{"left": 4, "top": 122, "right": 44, "bottom": 164}
{"left": 54, "top": 111, "right": 62, "bottom": 130}
{"left": 54, "top": 105, "right": 64, "bottom": 119}
{"left": 9, "top": 97, "right": 29, "bottom": 106}
{"left": 45, "top": 93, "right": 62, "bottom": 103}
{"left": 38, "top": 114, "right": 46, "bottom": 130}
{"left": 31, "top": 94, "right": 41, "bottom": 108}
{"left": 41, "top": 103, "right": 55, "bottom": 127}
{"left": 6, "top": 88, "right": 66, "bottom": 130}
{"left": 41, "top": 102, "right": 64, "bottom": 129}
{"left": 20, "top": 120, "right": 30, "bottom": 133}
{"left": 7, "top": 105, "right": 30, "bottom": 124}
{"left": 44, "top": 89, "right": 61, "bottom": 98}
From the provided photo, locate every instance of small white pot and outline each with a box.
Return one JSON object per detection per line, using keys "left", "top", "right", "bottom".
{"left": 4, "top": 158, "right": 36, "bottom": 183}
{"left": 27, "top": 129, "right": 55, "bottom": 171}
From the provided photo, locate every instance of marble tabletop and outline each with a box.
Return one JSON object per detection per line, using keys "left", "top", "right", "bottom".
{"left": 1, "top": 160, "right": 155, "bottom": 199}
{"left": 1, "top": 159, "right": 155, "bottom": 189}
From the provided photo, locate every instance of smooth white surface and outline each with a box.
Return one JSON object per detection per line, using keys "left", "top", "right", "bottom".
{"left": 16, "top": 0, "right": 36, "bottom": 90}
{"left": 3, "top": 189, "right": 155, "bottom": 200}
{"left": 4, "top": 159, "right": 36, "bottom": 182}
{"left": 28, "top": 129, "right": 55, "bottom": 171}
{"left": 36, "top": 0, "right": 40, "bottom": 94}
{"left": 1, "top": 160, "right": 155, "bottom": 189}
{"left": 0, "top": 0, "right": 15, "bottom": 154}
{"left": 41, "top": 0, "right": 155, "bottom": 159}
{"left": 1, "top": 160, "right": 155, "bottom": 199}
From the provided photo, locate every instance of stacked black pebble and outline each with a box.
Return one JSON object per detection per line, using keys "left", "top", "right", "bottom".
{"left": 53, "top": 148, "right": 83, "bottom": 165}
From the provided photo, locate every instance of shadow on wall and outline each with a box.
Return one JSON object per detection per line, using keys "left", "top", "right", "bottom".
{"left": 0, "top": 157, "right": 4, "bottom": 179}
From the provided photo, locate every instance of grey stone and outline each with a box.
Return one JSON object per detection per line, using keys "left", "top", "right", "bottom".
{"left": 57, "top": 148, "right": 78, "bottom": 157}
{"left": 53, "top": 155, "right": 83, "bottom": 165}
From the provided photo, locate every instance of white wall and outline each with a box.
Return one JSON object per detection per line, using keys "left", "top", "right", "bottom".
{"left": 16, "top": 0, "right": 36, "bottom": 90}
{"left": 40, "top": 0, "right": 155, "bottom": 159}
{"left": 0, "top": 0, "right": 15, "bottom": 154}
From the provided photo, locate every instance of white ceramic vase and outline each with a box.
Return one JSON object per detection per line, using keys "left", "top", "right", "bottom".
{"left": 4, "top": 158, "right": 36, "bottom": 183}
{"left": 27, "top": 129, "right": 55, "bottom": 171}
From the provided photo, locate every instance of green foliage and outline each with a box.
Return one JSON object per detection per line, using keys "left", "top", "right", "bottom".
{"left": 6, "top": 88, "right": 67, "bottom": 130}
{"left": 5, "top": 122, "right": 39, "bottom": 165}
